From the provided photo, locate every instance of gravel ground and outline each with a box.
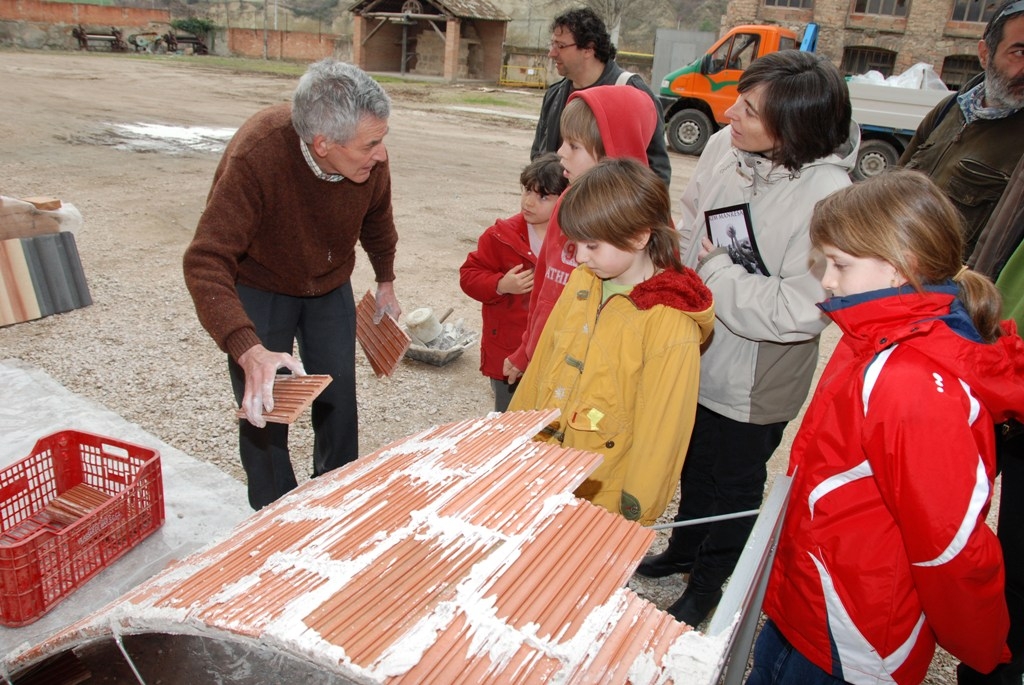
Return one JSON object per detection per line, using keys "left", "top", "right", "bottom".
{"left": 0, "top": 49, "right": 963, "bottom": 683}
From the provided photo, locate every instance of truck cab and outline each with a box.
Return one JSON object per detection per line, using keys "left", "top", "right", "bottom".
{"left": 659, "top": 25, "right": 799, "bottom": 155}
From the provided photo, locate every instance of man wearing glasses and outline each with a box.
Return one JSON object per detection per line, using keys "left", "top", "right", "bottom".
{"left": 530, "top": 8, "right": 671, "bottom": 186}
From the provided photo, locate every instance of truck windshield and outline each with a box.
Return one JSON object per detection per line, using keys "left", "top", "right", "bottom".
{"left": 708, "top": 34, "right": 761, "bottom": 74}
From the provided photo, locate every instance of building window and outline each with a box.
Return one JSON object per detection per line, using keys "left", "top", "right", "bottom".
{"left": 853, "top": 0, "right": 908, "bottom": 16}
{"left": 765, "top": 0, "right": 814, "bottom": 8}
{"left": 942, "top": 54, "right": 983, "bottom": 90}
{"left": 950, "top": 0, "right": 996, "bottom": 22}
{"left": 841, "top": 46, "right": 897, "bottom": 77}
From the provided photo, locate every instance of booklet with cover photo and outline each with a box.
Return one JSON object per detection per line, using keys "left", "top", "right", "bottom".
{"left": 704, "top": 203, "right": 768, "bottom": 276}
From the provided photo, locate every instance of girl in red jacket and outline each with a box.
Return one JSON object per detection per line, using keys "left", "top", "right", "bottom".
{"left": 460, "top": 153, "right": 567, "bottom": 411}
{"left": 749, "top": 169, "right": 1024, "bottom": 685}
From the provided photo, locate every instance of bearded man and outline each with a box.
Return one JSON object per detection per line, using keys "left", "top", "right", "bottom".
{"left": 899, "top": 5, "right": 1024, "bottom": 685}
{"left": 900, "top": 0, "right": 1024, "bottom": 260}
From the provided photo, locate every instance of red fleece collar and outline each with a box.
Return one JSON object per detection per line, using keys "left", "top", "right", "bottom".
{"left": 630, "top": 267, "right": 712, "bottom": 313}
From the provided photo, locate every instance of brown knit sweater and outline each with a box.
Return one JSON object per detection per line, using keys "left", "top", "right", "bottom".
{"left": 183, "top": 103, "right": 397, "bottom": 360}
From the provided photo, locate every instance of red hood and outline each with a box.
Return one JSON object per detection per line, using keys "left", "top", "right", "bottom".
{"left": 568, "top": 86, "right": 655, "bottom": 165}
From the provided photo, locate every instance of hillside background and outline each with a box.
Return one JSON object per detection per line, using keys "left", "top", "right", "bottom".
{"left": 71, "top": 0, "right": 730, "bottom": 53}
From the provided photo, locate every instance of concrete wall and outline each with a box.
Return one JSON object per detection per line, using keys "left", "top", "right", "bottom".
{"left": 0, "top": 0, "right": 347, "bottom": 61}
{"left": 473, "top": 19, "right": 505, "bottom": 81}
{"left": 227, "top": 28, "right": 350, "bottom": 62}
{"left": 0, "top": 0, "right": 168, "bottom": 50}
{"left": 0, "top": 0, "right": 168, "bottom": 28}
{"left": 652, "top": 29, "right": 717, "bottom": 91}
{"left": 415, "top": 23, "right": 448, "bottom": 76}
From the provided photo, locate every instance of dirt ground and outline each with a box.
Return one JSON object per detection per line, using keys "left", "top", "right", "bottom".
{"left": 0, "top": 48, "right": 716, "bottom": 482}
{"left": 1, "top": 50, "right": 960, "bottom": 682}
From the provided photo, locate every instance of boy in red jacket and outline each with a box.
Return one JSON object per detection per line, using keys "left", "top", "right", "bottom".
{"left": 460, "top": 153, "right": 567, "bottom": 411}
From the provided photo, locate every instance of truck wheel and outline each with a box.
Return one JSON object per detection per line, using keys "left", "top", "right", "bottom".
{"left": 852, "top": 139, "right": 899, "bottom": 182}
{"left": 667, "top": 110, "right": 713, "bottom": 156}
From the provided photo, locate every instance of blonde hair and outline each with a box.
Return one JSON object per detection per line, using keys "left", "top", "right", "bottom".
{"left": 558, "top": 158, "right": 682, "bottom": 271}
{"left": 559, "top": 98, "right": 605, "bottom": 160}
{"left": 810, "top": 169, "right": 1004, "bottom": 342}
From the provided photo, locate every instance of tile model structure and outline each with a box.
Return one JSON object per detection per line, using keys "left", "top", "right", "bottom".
{"left": 6, "top": 409, "right": 733, "bottom": 683}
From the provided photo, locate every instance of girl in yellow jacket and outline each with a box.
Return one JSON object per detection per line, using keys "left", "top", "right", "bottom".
{"left": 509, "top": 158, "right": 715, "bottom": 525}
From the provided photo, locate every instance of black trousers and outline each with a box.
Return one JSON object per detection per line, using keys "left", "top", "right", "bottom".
{"left": 229, "top": 282, "right": 358, "bottom": 510}
{"left": 666, "top": 404, "right": 787, "bottom": 594}
{"left": 958, "top": 428, "right": 1024, "bottom": 685}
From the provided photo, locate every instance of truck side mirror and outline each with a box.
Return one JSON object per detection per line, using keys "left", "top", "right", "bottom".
{"left": 700, "top": 54, "right": 711, "bottom": 75}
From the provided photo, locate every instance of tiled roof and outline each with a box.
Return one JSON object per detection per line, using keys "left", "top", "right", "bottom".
{"left": 9, "top": 410, "right": 731, "bottom": 683}
{"left": 350, "top": 0, "right": 510, "bottom": 22}
{"left": 432, "top": 0, "right": 509, "bottom": 20}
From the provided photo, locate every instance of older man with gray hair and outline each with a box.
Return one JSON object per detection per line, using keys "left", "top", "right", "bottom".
{"left": 184, "top": 59, "right": 401, "bottom": 510}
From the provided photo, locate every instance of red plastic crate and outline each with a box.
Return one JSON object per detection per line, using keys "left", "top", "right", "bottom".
{"left": 0, "top": 430, "right": 165, "bottom": 626}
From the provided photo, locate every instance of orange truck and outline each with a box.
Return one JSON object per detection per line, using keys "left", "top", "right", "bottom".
{"left": 658, "top": 23, "right": 949, "bottom": 179}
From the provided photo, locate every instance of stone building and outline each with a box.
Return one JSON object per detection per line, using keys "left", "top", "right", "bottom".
{"left": 722, "top": 0, "right": 994, "bottom": 89}
{"left": 349, "top": 0, "right": 509, "bottom": 82}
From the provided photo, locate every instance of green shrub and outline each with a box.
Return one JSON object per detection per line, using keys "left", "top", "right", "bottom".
{"left": 171, "top": 17, "right": 217, "bottom": 40}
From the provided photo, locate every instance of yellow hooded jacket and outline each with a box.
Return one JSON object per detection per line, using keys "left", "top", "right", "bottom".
{"left": 510, "top": 265, "right": 714, "bottom": 525}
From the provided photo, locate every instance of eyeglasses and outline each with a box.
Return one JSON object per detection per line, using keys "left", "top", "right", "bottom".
{"left": 992, "top": 0, "right": 1024, "bottom": 24}
{"left": 549, "top": 40, "right": 577, "bottom": 51}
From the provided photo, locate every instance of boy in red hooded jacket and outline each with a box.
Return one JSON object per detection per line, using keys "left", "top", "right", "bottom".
{"left": 503, "top": 85, "right": 661, "bottom": 384}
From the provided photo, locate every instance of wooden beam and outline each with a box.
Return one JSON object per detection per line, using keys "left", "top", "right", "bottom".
{"left": 427, "top": 18, "right": 446, "bottom": 40}
{"left": 361, "top": 17, "right": 388, "bottom": 45}
{"left": 360, "top": 12, "right": 450, "bottom": 21}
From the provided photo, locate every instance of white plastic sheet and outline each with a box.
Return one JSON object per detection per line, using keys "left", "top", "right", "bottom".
{"left": 848, "top": 62, "right": 950, "bottom": 91}
{"left": 0, "top": 359, "right": 250, "bottom": 660}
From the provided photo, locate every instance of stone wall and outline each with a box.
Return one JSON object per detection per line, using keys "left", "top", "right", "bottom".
{"left": 0, "top": 0, "right": 169, "bottom": 50}
{"left": 0, "top": 0, "right": 346, "bottom": 61}
{"left": 0, "top": 0, "right": 168, "bottom": 28}
{"left": 721, "top": 0, "right": 983, "bottom": 82}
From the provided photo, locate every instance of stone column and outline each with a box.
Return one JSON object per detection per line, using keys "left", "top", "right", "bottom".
{"left": 444, "top": 18, "right": 460, "bottom": 82}
{"left": 352, "top": 15, "right": 365, "bottom": 69}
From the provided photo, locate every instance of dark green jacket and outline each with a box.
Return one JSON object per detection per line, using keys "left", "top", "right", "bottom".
{"left": 900, "top": 73, "right": 1024, "bottom": 258}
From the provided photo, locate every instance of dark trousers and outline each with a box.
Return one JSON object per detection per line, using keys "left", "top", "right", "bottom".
{"left": 666, "top": 404, "right": 787, "bottom": 594}
{"left": 229, "top": 282, "right": 358, "bottom": 510}
{"left": 490, "top": 377, "right": 518, "bottom": 413}
{"left": 958, "top": 428, "right": 1024, "bottom": 685}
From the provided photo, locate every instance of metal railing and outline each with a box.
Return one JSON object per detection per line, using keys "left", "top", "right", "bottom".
{"left": 499, "top": 64, "right": 547, "bottom": 88}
